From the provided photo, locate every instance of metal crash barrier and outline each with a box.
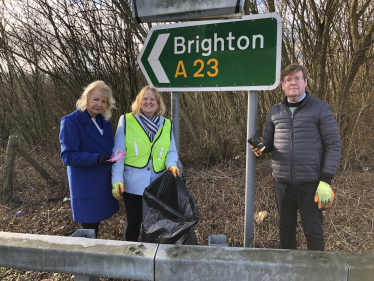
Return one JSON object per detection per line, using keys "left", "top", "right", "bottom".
{"left": 0, "top": 232, "right": 373, "bottom": 281}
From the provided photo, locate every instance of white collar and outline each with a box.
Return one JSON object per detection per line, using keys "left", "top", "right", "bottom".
{"left": 288, "top": 93, "right": 306, "bottom": 103}
{"left": 91, "top": 118, "right": 103, "bottom": 135}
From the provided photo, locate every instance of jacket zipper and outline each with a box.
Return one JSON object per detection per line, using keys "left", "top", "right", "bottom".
{"left": 290, "top": 113, "right": 295, "bottom": 184}
{"left": 282, "top": 103, "right": 296, "bottom": 184}
{"left": 281, "top": 96, "right": 309, "bottom": 184}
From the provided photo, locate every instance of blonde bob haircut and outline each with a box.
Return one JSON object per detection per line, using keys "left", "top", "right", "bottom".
{"left": 76, "top": 80, "right": 116, "bottom": 120}
{"left": 131, "top": 86, "right": 166, "bottom": 116}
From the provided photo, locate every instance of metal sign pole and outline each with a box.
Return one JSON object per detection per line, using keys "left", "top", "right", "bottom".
{"left": 171, "top": 92, "right": 183, "bottom": 176}
{"left": 244, "top": 91, "right": 258, "bottom": 247}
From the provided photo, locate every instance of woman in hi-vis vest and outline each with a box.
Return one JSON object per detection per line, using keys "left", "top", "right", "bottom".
{"left": 111, "top": 85, "right": 179, "bottom": 241}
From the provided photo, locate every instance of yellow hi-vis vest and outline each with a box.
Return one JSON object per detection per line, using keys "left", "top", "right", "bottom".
{"left": 125, "top": 113, "right": 171, "bottom": 172}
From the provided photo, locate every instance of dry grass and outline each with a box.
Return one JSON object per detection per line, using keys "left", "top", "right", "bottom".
{"left": 1, "top": 145, "right": 374, "bottom": 280}
{"left": 185, "top": 160, "right": 374, "bottom": 252}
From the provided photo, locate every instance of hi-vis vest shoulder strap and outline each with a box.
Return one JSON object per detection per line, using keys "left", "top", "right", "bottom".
{"left": 125, "top": 113, "right": 171, "bottom": 172}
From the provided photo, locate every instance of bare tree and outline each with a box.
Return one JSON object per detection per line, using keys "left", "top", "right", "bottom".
{"left": 0, "top": 0, "right": 146, "bottom": 146}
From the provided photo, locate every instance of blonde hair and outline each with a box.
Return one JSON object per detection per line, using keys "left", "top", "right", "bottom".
{"left": 76, "top": 80, "right": 116, "bottom": 120}
{"left": 131, "top": 86, "right": 165, "bottom": 116}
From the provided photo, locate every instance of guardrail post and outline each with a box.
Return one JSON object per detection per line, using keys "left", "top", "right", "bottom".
{"left": 71, "top": 229, "right": 99, "bottom": 281}
{"left": 208, "top": 235, "right": 227, "bottom": 247}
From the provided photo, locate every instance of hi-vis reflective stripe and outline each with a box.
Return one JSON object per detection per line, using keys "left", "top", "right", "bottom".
{"left": 134, "top": 140, "right": 139, "bottom": 156}
{"left": 158, "top": 147, "right": 164, "bottom": 161}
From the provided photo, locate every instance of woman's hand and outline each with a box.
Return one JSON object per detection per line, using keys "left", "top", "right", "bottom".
{"left": 168, "top": 166, "right": 180, "bottom": 177}
{"left": 112, "top": 182, "right": 124, "bottom": 201}
{"left": 97, "top": 154, "right": 113, "bottom": 166}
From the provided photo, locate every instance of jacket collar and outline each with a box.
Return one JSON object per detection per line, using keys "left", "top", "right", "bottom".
{"left": 282, "top": 91, "right": 310, "bottom": 105}
{"left": 76, "top": 108, "right": 92, "bottom": 124}
{"left": 75, "top": 109, "right": 111, "bottom": 154}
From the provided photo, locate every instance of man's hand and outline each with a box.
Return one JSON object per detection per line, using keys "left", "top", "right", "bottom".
{"left": 314, "top": 181, "right": 335, "bottom": 209}
{"left": 168, "top": 165, "right": 180, "bottom": 177}
{"left": 97, "top": 154, "right": 113, "bottom": 166}
{"left": 112, "top": 182, "right": 124, "bottom": 201}
{"left": 250, "top": 137, "right": 263, "bottom": 156}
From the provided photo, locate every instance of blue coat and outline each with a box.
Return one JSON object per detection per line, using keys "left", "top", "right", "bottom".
{"left": 59, "top": 109, "right": 119, "bottom": 223}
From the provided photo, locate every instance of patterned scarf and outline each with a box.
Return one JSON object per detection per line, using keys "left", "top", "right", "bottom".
{"left": 140, "top": 113, "right": 160, "bottom": 142}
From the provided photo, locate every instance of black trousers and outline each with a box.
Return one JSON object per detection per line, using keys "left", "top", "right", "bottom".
{"left": 274, "top": 180, "right": 324, "bottom": 251}
{"left": 123, "top": 192, "right": 143, "bottom": 242}
{"left": 81, "top": 222, "right": 100, "bottom": 238}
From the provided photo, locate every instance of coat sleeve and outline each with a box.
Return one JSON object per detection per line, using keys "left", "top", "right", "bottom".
{"left": 262, "top": 107, "right": 275, "bottom": 153}
{"left": 111, "top": 115, "right": 126, "bottom": 184}
{"left": 319, "top": 104, "right": 342, "bottom": 176}
{"left": 165, "top": 127, "right": 178, "bottom": 168}
{"left": 59, "top": 115, "right": 99, "bottom": 167}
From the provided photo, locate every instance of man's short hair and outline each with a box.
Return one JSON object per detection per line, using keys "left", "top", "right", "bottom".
{"left": 281, "top": 64, "right": 308, "bottom": 81}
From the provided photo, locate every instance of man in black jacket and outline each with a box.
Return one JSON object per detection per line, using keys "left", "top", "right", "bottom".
{"left": 251, "top": 64, "right": 341, "bottom": 251}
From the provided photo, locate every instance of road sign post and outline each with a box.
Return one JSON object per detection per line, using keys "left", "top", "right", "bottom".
{"left": 171, "top": 92, "right": 183, "bottom": 176}
{"left": 245, "top": 91, "right": 258, "bottom": 247}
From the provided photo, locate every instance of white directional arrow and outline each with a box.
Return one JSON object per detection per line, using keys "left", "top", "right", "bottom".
{"left": 148, "top": 33, "right": 170, "bottom": 84}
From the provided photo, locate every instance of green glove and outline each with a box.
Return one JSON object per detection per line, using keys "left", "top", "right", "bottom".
{"left": 168, "top": 165, "right": 180, "bottom": 177}
{"left": 314, "top": 181, "right": 334, "bottom": 208}
{"left": 112, "top": 182, "right": 124, "bottom": 201}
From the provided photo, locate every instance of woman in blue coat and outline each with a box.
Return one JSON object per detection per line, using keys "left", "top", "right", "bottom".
{"left": 59, "top": 80, "right": 119, "bottom": 237}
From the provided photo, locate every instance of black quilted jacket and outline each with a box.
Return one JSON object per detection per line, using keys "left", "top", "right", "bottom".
{"left": 262, "top": 92, "right": 341, "bottom": 185}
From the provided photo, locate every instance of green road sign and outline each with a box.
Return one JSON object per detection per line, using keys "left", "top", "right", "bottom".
{"left": 138, "top": 13, "right": 282, "bottom": 92}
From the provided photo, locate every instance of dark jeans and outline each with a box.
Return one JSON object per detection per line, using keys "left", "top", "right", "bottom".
{"left": 274, "top": 180, "right": 324, "bottom": 251}
{"left": 81, "top": 222, "right": 100, "bottom": 238}
{"left": 123, "top": 192, "right": 143, "bottom": 242}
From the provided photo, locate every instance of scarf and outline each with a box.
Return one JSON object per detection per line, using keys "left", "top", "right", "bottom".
{"left": 140, "top": 113, "right": 160, "bottom": 142}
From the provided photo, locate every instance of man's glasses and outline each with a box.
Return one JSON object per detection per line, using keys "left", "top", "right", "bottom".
{"left": 283, "top": 76, "right": 305, "bottom": 84}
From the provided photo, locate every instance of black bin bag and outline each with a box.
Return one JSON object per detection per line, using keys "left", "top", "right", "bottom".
{"left": 142, "top": 171, "right": 199, "bottom": 244}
